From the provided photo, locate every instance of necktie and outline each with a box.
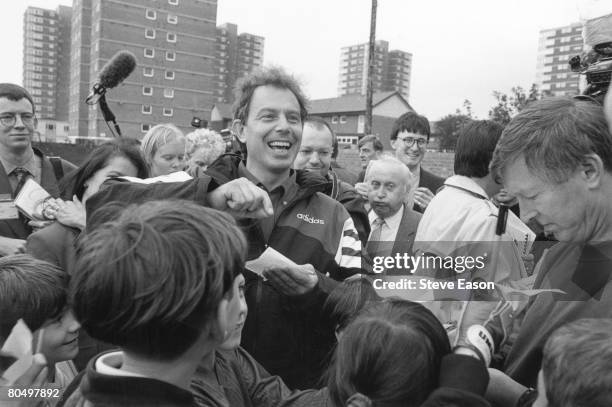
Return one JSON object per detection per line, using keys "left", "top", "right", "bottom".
{"left": 366, "top": 217, "right": 386, "bottom": 259}
{"left": 12, "top": 167, "right": 30, "bottom": 198}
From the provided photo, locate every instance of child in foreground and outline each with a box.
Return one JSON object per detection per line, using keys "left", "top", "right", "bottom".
{"left": 0, "top": 255, "right": 80, "bottom": 406}
{"left": 58, "top": 200, "right": 246, "bottom": 406}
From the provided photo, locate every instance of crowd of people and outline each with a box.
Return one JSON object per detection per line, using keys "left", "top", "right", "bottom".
{"left": 0, "top": 65, "right": 612, "bottom": 407}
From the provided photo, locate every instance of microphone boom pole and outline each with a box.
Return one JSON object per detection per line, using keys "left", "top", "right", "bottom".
{"left": 98, "top": 94, "right": 122, "bottom": 137}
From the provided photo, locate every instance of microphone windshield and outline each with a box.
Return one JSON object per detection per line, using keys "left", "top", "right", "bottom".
{"left": 98, "top": 50, "right": 137, "bottom": 89}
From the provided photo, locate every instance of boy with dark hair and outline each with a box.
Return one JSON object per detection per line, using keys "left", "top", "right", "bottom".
{"left": 0, "top": 254, "right": 80, "bottom": 402}
{"left": 61, "top": 200, "right": 247, "bottom": 406}
{"left": 389, "top": 111, "right": 444, "bottom": 213}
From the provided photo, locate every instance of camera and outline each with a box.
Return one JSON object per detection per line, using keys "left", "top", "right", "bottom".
{"left": 191, "top": 117, "right": 208, "bottom": 129}
{"left": 569, "top": 41, "right": 612, "bottom": 102}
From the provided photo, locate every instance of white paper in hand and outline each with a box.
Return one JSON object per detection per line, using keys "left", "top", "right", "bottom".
{"left": 1, "top": 319, "right": 33, "bottom": 384}
{"left": 245, "top": 247, "right": 297, "bottom": 279}
{"left": 119, "top": 171, "right": 193, "bottom": 184}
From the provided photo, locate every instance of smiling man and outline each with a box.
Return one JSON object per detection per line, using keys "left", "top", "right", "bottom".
{"left": 390, "top": 112, "right": 445, "bottom": 213}
{"left": 205, "top": 68, "right": 362, "bottom": 388}
{"left": 487, "top": 96, "right": 612, "bottom": 390}
{"left": 89, "top": 67, "right": 363, "bottom": 389}
{"left": 0, "top": 84, "right": 75, "bottom": 256}
{"left": 293, "top": 117, "right": 370, "bottom": 243}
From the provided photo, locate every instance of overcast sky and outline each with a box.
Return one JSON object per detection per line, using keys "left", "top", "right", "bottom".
{"left": 3, "top": 0, "right": 609, "bottom": 120}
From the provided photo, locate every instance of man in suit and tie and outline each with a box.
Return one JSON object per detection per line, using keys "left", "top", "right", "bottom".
{"left": 365, "top": 156, "right": 421, "bottom": 269}
{"left": 390, "top": 112, "right": 445, "bottom": 213}
{"left": 0, "top": 84, "right": 75, "bottom": 255}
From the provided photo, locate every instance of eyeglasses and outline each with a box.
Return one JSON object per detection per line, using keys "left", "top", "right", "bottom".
{"left": 397, "top": 136, "right": 427, "bottom": 147}
{"left": 0, "top": 113, "right": 36, "bottom": 128}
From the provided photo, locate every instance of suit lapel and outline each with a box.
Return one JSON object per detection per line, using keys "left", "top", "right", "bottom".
{"left": 37, "top": 150, "right": 61, "bottom": 198}
{"left": 391, "top": 204, "right": 420, "bottom": 255}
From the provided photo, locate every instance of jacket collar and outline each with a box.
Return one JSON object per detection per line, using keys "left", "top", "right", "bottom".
{"left": 443, "top": 175, "right": 488, "bottom": 200}
{"left": 206, "top": 154, "right": 331, "bottom": 199}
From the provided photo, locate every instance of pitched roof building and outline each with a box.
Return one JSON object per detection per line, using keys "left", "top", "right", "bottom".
{"left": 309, "top": 91, "right": 413, "bottom": 148}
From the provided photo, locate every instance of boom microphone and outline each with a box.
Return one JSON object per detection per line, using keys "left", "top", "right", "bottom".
{"left": 86, "top": 50, "right": 137, "bottom": 104}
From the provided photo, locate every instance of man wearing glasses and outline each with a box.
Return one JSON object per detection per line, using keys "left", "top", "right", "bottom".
{"left": 0, "top": 83, "right": 74, "bottom": 255}
{"left": 390, "top": 112, "right": 445, "bottom": 213}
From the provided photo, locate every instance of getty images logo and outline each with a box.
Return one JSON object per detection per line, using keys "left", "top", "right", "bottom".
{"left": 297, "top": 213, "right": 325, "bottom": 225}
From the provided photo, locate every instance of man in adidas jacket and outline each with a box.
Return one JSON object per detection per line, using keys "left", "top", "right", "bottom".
{"left": 86, "top": 67, "right": 362, "bottom": 389}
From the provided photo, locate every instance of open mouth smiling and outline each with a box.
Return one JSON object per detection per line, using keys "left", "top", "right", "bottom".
{"left": 268, "top": 141, "right": 292, "bottom": 151}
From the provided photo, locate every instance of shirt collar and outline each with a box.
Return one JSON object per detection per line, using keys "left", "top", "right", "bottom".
{"left": 237, "top": 161, "right": 297, "bottom": 194}
{"left": 444, "top": 175, "right": 488, "bottom": 199}
{"left": 0, "top": 149, "right": 37, "bottom": 176}
{"left": 368, "top": 204, "right": 405, "bottom": 229}
{"left": 95, "top": 351, "right": 145, "bottom": 378}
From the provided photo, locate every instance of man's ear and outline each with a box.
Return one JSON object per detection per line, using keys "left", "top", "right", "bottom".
{"left": 581, "top": 153, "right": 604, "bottom": 189}
{"left": 390, "top": 139, "right": 398, "bottom": 151}
{"left": 232, "top": 119, "right": 246, "bottom": 144}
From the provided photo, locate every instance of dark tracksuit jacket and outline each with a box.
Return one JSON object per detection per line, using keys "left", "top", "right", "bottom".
{"left": 0, "top": 148, "right": 75, "bottom": 240}
{"left": 85, "top": 154, "right": 362, "bottom": 389}
{"left": 205, "top": 155, "right": 361, "bottom": 389}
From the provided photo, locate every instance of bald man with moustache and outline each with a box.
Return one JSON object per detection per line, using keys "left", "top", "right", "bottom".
{"left": 364, "top": 156, "right": 421, "bottom": 264}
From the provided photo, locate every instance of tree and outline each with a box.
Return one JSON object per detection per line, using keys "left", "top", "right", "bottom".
{"left": 434, "top": 113, "right": 471, "bottom": 151}
{"left": 488, "top": 84, "right": 546, "bottom": 126}
{"left": 460, "top": 99, "right": 474, "bottom": 119}
{"left": 431, "top": 99, "right": 474, "bottom": 151}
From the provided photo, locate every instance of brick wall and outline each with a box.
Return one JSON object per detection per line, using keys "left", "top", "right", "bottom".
{"left": 336, "top": 147, "right": 455, "bottom": 179}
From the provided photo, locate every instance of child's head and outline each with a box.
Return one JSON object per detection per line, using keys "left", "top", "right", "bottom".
{"left": 328, "top": 299, "right": 451, "bottom": 407}
{"left": 63, "top": 138, "right": 148, "bottom": 202}
{"left": 140, "top": 123, "right": 186, "bottom": 176}
{"left": 323, "top": 276, "right": 381, "bottom": 338}
{"left": 0, "top": 255, "right": 80, "bottom": 366}
{"left": 535, "top": 318, "right": 612, "bottom": 407}
{"left": 71, "top": 200, "right": 247, "bottom": 361}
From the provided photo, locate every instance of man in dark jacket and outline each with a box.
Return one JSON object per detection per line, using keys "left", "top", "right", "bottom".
{"left": 390, "top": 112, "right": 444, "bottom": 213}
{"left": 293, "top": 117, "right": 370, "bottom": 244}
{"left": 86, "top": 67, "right": 362, "bottom": 389}
{"left": 0, "top": 83, "right": 75, "bottom": 255}
{"left": 483, "top": 96, "right": 612, "bottom": 401}
{"left": 212, "top": 68, "right": 361, "bottom": 388}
